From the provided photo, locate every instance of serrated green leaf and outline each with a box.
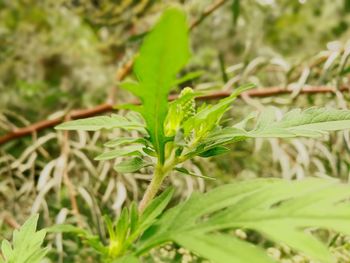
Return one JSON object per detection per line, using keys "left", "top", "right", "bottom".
{"left": 201, "top": 127, "right": 248, "bottom": 147}
{"left": 1, "top": 240, "right": 13, "bottom": 261}
{"left": 55, "top": 115, "right": 144, "bottom": 131}
{"left": 47, "top": 224, "right": 106, "bottom": 254}
{"left": 104, "top": 137, "right": 148, "bottom": 148}
{"left": 1, "top": 214, "right": 48, "bottom": 263}
{"left": 174, "top": 233, "right": 275, "bottom": 263}
{"left": 171, "top": 70, "right": 204, "bottom": 86}
{"left": 174, "top": 167, "right": 215, "bottom": 180}
{"left": 104, "top": 215, "right": 116, "bottom": 241}
{"left": 114, "top": 157, "right": 151, "bottom": 173}
{"left": 202, "top": 107, "right": 350, "bottom": 150}
{"left": 115, "top": 208, "right": 129, "bottom": 243}
{"left": 140, "top": 188, "right": 174, "bottom": 231}
{"left": 136, "top": 179, "right": 350, "bottom": 263}
{"left": 198, "top": 146, "right": 230, "bottom": 158}
{"left": 142, "top": 147, "right": 157, "bottom": 157}
{"left": 129, "top": 203, "right": 139, "bottom": 235}
{"left": 47, "top": 224, "right": 90, "bottom": 236}
{"left": 123, "top": 8, "right": 190, "bottom": 163}
{"left": 182, "top": 84, "right": 255, "bottom": 138}
{"left": 248, "top": 107, "right": 350, "bottom": 138}
{"left": 257, "top": 226, "right": 333, "bottom": 263}
{"left": 95, "top": 145, "right": 143, "bottom": 161}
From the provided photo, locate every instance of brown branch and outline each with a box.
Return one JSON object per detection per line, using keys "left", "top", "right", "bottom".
{"left": 1, "top": 2, "right": 346, "bottom": 146}
{"left": 196, "top": 85, "right": 348, "bottom": 100}
{"left": 0, "top": 0, "right": 232, "bottom": 146}
{"left": 2, "top": 213, "right": 20, "bottom": 229}
{"left": 0, "top": 103, "right": 113, "bottom": 145}
{"left": 190, "top": 0, "right": 228, "bottom": 30}
{"left": 1, "top": 85, "right": 348, "bottom": 146}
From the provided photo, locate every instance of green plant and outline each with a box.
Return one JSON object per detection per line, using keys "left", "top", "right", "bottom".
{"left": 54, "top": 7, "right": 350, "bottom": 263}
{"left": 0, "top": 214, "right": 48, "bottom": 263}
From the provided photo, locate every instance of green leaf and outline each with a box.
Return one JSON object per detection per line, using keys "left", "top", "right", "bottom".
{"left": 203, "top": 107, "right": 350, "bottom": 149}
{"left": 47, "top": 224, "right": 106, "bottom": 254}
{"left": 112, "top": 254, "right": 139, "bottom": 263}
{"left": 104, "top": 215, "right": 116, "bottom": 241}
{"left": 115, "top": 207, "right": 129, "bottom": 243}
{"left": 231, "top": 0, "right": 240, "bottom": 26}
{"left": 55, "top": 115, "right": 144, "bottom": 131}
{"left": 104, "top": 137, "right": 148, "bottom": 148}
{"left": 185, "top": 128, "right": 247, "bottom": 158}
{"left": 1, "top": 214, "right": 48, "bottom": 263}
{"left": 129, "top": 203, "right": 139, "bottom": 235}
{"left": 164, "top": 88, "right": 197, "bottom": 137}
{"left": 174, "top": 167, "right": 215, "bottom": 180}
{"left": 248, "top": 107, "right": 350, "bottom": 138}
{"left": 142, "top": 147, "right": 157, "bottom": 157}
{"left": 47, "top": 224, "right": 89, "bottom": 236}
{"left": 123, "top": 8, "right": 190, "bottom": 163}
{"left": 95, "top": 146, "right": 143, "bottom": 161}
{"left": 198, "top": 146, "right": 230, "bottom": 158}
{"left": 114, "top": 157, "right": 151, "bottom": 173}
{"left": 139, "top": 188, "right": 174, "bottom": 231}
{"left": 171, "top": 70, "right": 204, "bottom": 86}
{"left": 201, "top": 127, "right": 248, "bottom": 148}
{"left": 174, "top": 233, "right": 275, "bottom": 263}
{"left": 182, "top": 84, "right": 255, "bottom": 138}
{"left": 137, "top": 178, "right": 350, "bottom": 263}
{"left": 1, "top": 240, "right": 12, "bottom": 261}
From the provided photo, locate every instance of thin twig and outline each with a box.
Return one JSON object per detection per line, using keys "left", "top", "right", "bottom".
{"left": 0, "top": 85, "right": 348, "bottom": 146}
{"left": 108, "top": 58, "right": 135, "bottom": 105}
{"left": 0, "top": 103, "right": 113, "bottom": 145}
{"left": 189, "top": 0, "right": 228, "bottom": 30}
{"left": 2, "top": 213, "right": 20, "bottom": 229}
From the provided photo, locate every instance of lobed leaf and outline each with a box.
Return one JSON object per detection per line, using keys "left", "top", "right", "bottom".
{"left": 182, "top": 84, "right": 255, "bottom": 138}
{"left": 249, "top": 107, "right": 350, "bottom": 138}
{"left": 114, "top": 157, "right": 151, "bottom": 173}
{"left": 104, "top": 137, "right": 148, "bottom": 148}
{"left": 174, "top": 233, "right": 275, "bottom": 263}
{"left": 122, "top": 8, "right": 190, "bottom": 163}
{"left": 174, "top": 167, "right": 215, "bottom": 180}
{"left": 201, "top": 107, "right": 350, "bottom": 151}
{"left": 95, "top": 145, "right": 143, "bottom": 161}
{"left": 1, "top": 214, "right": 48, "bottom": 263}
{"left": 136, "top": 178, "right": 350, "bottom": 263}
{"left": 139, "top": 188, "right": 174, "bottom": 231}
{"left": 55, "top": 115, "right": 144, "bottom": 132}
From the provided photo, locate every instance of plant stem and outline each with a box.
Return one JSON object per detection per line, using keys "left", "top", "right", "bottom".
{"left": 138, "top": 164, "right": 168, "bottom": 213}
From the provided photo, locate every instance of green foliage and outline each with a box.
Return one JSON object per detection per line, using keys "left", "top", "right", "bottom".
{"left": 202, "top": 106, "right": 350, "bottom": 150}
{"left": 56, "top": 115, "right": 144, "bottom": 132}
{"left": 164, "top": 87, "right": 196, "bottom": 136}
{"left": 137, "top": 179, "right": 350, "bottom": 263}
{"left": 121, "top": 8, "right": 190, "bottom": 163}
{"left": 249, "top": 107, "right": 350, "bottom": 137}
{"left": 53, "top": 6, "right": 350, "bottom": 263}
{"left": 0, "top": 214, "right": 48, "bottom": 263}
{"left": 114, "top": 157, "right": 151, "bottom": 173}
{"left": 48, "top": 189, "right": 173, "bottom": 262}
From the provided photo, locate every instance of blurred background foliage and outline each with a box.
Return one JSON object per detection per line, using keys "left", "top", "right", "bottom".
{"left": 2, "top": 0, "right": 350, "bottom": 262}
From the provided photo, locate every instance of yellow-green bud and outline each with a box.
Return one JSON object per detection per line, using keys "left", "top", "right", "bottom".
{"left": 179, "top": 87, "right": 196, "bottom": 122}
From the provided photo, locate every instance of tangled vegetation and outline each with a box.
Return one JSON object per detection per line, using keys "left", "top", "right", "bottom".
{"left": 2, "top": 1, "right": 350, "bottom": 263}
